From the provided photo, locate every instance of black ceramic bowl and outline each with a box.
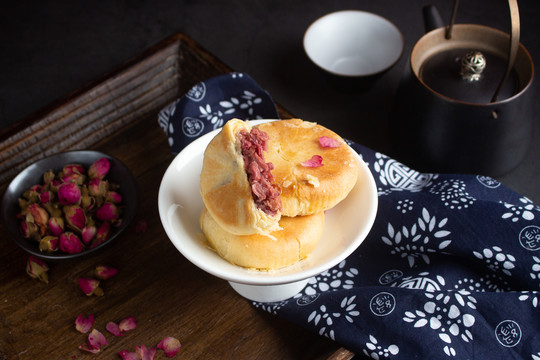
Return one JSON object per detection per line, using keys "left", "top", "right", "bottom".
{"left": 1, "top": 150, "right": 138, "bottom": 261}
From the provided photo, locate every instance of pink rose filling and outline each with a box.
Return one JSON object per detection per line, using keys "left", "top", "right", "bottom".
{"left": 238, "top": 128, "right": 282, "bottom": 216}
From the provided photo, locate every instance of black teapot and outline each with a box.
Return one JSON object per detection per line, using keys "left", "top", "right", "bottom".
{"left": 391, "top": 0, "right": 534, "bottom": 176}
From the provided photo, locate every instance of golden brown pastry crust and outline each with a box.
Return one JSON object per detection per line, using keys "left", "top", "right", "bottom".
{"left": 200, "top": 206, "right": 324, "bottom": 270}
{"left": 255, "top": 119, "right": 359, "bottom": 217}
{"left": 200, "top": 119, "right": 281, "bottom": 235}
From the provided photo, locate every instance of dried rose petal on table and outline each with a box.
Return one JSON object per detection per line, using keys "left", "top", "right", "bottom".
{"left": 107, "top": 316, "right": 137, "bottom": 336}
{"left": 75, "top": 314, "right": 95, "bottom": 334}
{"left": 78, "top": 277, "right": 104, "bottom": 296}
{"left": 79, "top": 328, "right": 108, "bottom": 354}
{"left": 135, "top": 219, "right": 148, "bottom": 234}
{"left": 106, "top": 321, "right": 123, "bottom": 337}
{"left": 119, "top": 345, "right": 156, "bottom": 360}
{"left": 119, "top": 316, "right": 137, "bottom": 332}
{"left": 95, "top": 265, "right": 118, "bottom": 280}
{"left": 157, "top": 337, "right": 182, "bottom": 357}
{"left": 26, "top": 256, "right": 49, "bottom": 283}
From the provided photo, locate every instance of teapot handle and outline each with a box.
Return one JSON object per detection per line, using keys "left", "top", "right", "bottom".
{"left": 422, "top": 5, "right": 444, "bottom": 33}
{"left": 492, "top": 0, "right": 520, "bottom": 102}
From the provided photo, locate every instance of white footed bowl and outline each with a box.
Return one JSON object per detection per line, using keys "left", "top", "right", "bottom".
{"left": 304, "top": 10, "right": 403, "bottom": 77}
{"left": 158, "top": 120, "right": 378, "bottom": 302}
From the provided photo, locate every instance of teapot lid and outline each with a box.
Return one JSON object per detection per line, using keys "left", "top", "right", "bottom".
{"left": 419, "top": 48, "right": 518, "bottom": 104}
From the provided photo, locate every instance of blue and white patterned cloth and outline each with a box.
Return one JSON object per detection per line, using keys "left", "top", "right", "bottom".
{"left": 158, "top": 72, "right": 278, "bottom": 154}
{"left": 159, "top": 73, "right": 540, "bottom": 359}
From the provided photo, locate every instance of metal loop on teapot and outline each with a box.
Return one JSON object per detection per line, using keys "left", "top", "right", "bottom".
{"left": 460, "top": 51, "right": 486, "bottom": 81}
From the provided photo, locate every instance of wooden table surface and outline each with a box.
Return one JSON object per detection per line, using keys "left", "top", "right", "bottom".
{"left": 0, "top": 33, "right": 354, "bottom": 360}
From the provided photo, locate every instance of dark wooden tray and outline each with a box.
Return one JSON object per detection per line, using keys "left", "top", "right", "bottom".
{"left": 0, "top": 33, "right": 354, "bottom": 359}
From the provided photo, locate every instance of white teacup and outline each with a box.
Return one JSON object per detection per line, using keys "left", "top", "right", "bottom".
{"left": 303, "top": 10, "right": 403, "bottom": 77}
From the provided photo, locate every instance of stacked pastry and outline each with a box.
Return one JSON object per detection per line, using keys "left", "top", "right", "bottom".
{"left": 199, "top": 118, "right": 359, "bottom": 270}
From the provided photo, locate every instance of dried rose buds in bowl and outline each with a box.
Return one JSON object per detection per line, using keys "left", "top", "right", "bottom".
{"left": 1, "top": 151, "right": 137, "bottom": 260}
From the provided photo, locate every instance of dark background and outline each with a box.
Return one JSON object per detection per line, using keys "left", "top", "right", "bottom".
{"left": 1, "top": 0, "right": 539, "bottom": 203}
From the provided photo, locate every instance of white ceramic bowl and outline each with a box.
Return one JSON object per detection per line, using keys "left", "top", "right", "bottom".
{"left": 303, "top": 10, "right": 404, "bottom": 77}
{"left": 158, "top": 120, "right": 378, "bottom": 302}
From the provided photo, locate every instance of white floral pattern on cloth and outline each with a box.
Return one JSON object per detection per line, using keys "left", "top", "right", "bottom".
{"left": 500, "top": 196, "right": 540, "bottom": 222}
{"left": 362, "top": 335, "right": 399, "bottom": 359}
{"left": 157, "top": 72, "right": 278, "bottom": 154}
{"left": 429, "top": 179, "right": 476, "bottom": 210}
{"left": 403, "top": 289, "right": 476, "bottom": 357}
{"left": 381, "top": 208, "right": 452, "bottom": 268}
{"left": 307, "top": 295, "right": 360, "bottom": 340}
{"left": 472, "top": 246, "right": 516, "bottom": 277}
{"left": 301, "top": 260, "right": 358, "bottom": 295}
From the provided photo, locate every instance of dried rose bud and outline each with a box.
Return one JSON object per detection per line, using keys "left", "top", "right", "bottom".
{"left": 79, "top": 328, "right": 108, "bottom": 353}
{"left": 64, "top": 205, "right": 86, "bottom": 232}
{"left": 58, "top": 182, "right": 81, "bottom": 205}
{"left": 88, "top": 178, "right": 109, "bottom": 197}
{"left": 96, "top": 203, "right": 120, "bottom": 222}
{"left": 157, "top": 337, "right": 181, "bottom": 357}
{"left": 27, "top": 203, "right": 49, "bottom": 235}
{"left": 78, "top": 278, "right": 104, "bottom": 296}
{"left": 75, "top": 313, "right": 95, "bottom": 334}
{"left": 119, "top": 316, "right": 137, "bottom": 332}
{"left": 17, "top": 197, "right": 28, "bottom": 213}
{"left": 48, "top": 216, "right": 65, "bottom": 236}
{"left": 39, "top": 190, "right": 53, "bottom": 205}
{"left": 63, "top": 164, "right": 85, "bottom": 176}
{"left": 48, "top": 179, "right": 62, "bottom": 192}
{"left": 46, "top": 204, "right": 62, "bottom": 218}
{"left": 95, "top": 265, "right": 118, "bottom": 280}
{"left": 80, "top": 188, "right": 96, "bottom": 211}
{"left": 81, "top": 223, "right": 97, "bottom": 245}
{"left": 90, "top": 222, "right": 111, "bottom": 249}
{"left": 88, "top": 158, "right": 110, "bottom": 180}
{"left": 61, "top": 172, "right": 86, "bottom": 185}
{"left": 43, "top": 169, "right": 55, "bottom": 184}
{"left": 19, "top": 220, "right": 40, "bottom": 240}
{"left": 26, "top": 256, "right": 49, "bottom": 283}
{"left": 106, "top": 191, "right": 122, "bottom": 204}
{"left": 59, "top": 232, "right": 84, "bottom": 254}
{"left": 23, "top": 185, "right": 41, "bottom": 202}
{"left": 39, "top": 235, "right": 59, "bottom": 252}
